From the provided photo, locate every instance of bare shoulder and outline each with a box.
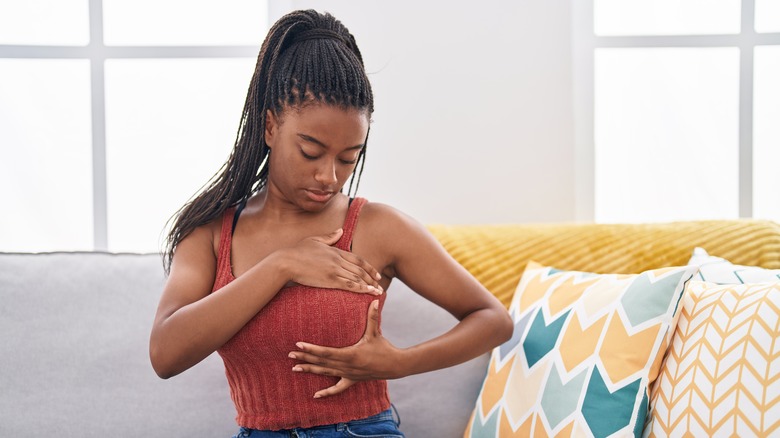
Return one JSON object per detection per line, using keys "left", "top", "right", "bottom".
{"left": 358, "top": 201, "right": 426, "bottom": 241}
{"left": 357, "top": 201, "right": 445, "bottom": 270}
{"left": 357, "top": 200, "right": 497, "bottom": 320}
{"left": 170, "top": 215, "right": 222, "bottom": 273}
{"left": 158, "top": 215, "right": 226, "bottom": 312}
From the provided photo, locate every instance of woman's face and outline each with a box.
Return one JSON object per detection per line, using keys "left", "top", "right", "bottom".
{"left": 264, "top": 102, "right": 369, "bottom": 211}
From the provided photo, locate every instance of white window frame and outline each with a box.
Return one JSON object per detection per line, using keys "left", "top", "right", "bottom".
{"left": 0, "top": 0, "right": 266, "bottom": 250}
{"left": 573, "top": 0, "right": 780, "bottom": 222}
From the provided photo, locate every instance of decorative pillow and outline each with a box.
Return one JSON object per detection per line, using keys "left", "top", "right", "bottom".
{"left": 688, "top": 247, "right": 780, "bottom": 284}
{"left": 644, "top": 281, "right": 780, "bottom": 437}
{"left": 464, "top": 261, "right": 697, "bottom": 438}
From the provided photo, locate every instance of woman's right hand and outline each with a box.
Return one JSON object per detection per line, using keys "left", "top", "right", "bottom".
{"left": 280, "top": 228, "right": 383, "bottom": 295}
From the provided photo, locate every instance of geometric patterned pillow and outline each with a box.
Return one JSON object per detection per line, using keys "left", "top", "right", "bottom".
{"left": 644, "top": 281, "right": 780, "bottom": 437}
{"left": 464, "top": 261, "right": 697, "bottom": 438}
{"left": 688, "top": 247, "right": 780, "bottom": 284}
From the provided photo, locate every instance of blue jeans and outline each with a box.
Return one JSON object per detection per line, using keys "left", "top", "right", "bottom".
{"left": 231, "top": 407, "right": 404, "bottom": 438}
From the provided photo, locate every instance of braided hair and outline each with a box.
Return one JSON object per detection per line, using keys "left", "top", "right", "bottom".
{"left": 163, "top": 10, "right": 374, "bottom": 273}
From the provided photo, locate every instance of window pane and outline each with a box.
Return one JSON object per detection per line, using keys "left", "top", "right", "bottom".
{"left": 0, "top": 59, "right": 93, "bottom": 252}
{"left": 756, "top": 0, "right": 780, "bottom": 33}
{"left": 0, "top": 0, "right": 89, "bottom": 45}
{"left": 103, "top": 0, "right": 267, "bottom": 46}
{"left": 104, "top": 58, "right": 256, "bottom": 253}
{"left": 594, "top": 0, "right": 740, "bottom": 35}
{"left": 754, "top": 46, "right": 780, "bottom": 222}
{"left": 594, "top": 48, "right": 740, "bottom": 223}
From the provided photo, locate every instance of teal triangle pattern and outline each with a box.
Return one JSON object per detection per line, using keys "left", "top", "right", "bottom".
{"left": 522, "top": 309, "right": 570, "bottom": 368}
{"left": 581, "top": 367, "right": 642, "bottom": 438}
{"left": 469, "top": 405, "right": 499, "bottom": 438}
{"left": 540, "top": 363, "right": 587, "bottom": 428}
{"left": 499, "top": 311, "right": 533, "bottom": 360}
{"left": 632, "top": 390, "right": 649, "bottom": 438}
{"left": 621, "top": 270, "right": 685, "bottom": 326}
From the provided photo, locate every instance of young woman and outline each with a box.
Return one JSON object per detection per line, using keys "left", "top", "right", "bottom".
{"left": 149, "top": 9, "right": 513, "bottom": 437}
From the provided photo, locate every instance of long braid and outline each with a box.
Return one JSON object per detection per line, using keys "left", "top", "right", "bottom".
{"left": 163, "top": 10, "right": 374, "bottom": 273}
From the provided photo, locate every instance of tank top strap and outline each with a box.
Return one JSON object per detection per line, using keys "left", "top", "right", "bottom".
{"left": 336, "top": 197, "right": 367, "bottom": 252}
{"left": 213, "top": 206, "right": 237, "bottom": 291}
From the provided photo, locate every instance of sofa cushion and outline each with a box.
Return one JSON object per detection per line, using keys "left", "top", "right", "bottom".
{"left": 644, "top": 281, "right": 780, "bottom": 437}
{"left": 0, "top": 252, "right": 485, "bottom": 437}
{"left": 0, "top": 252, "right": 236, "bottom": 437}
{"left": 688, "top": 247, "right": 780, "bottom": 284}
{"left": 465, "top": 261, "right": 696, "bottom": 437}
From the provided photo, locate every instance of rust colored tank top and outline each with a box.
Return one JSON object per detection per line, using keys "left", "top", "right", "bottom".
{"left": 211, "top": 197, "right": 390, "bottom": 430}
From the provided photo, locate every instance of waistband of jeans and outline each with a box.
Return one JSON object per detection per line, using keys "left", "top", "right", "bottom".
{"left": 343, "top": 408, "right": 394, "bottom": 426}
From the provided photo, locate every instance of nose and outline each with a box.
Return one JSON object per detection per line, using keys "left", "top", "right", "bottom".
{"left": 314, "top": 158, "right": 337, "bottom": 186}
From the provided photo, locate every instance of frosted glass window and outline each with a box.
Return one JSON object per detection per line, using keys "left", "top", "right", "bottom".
{"left": 594, "top": 0, "right": 740, "bottom": 36}
{"left": 594, "top": 48, "right": 740, "bottom": 223}
{"left": 0, "top": 59, "right": 93, "bottom": 252}
{"left": 103, "top": 0, "right": 267, "bottom": 46}
{"left": 0, "top": 0, "right": 89, "bottom": 45}
{"left": 104, "top": 58, "right": 256, "bottom": 253}
{"left": 754, "top": 46, "right": 780, "bottom": 223}
{"left": 756, "top": 0, "right": 780, "bottom": 33}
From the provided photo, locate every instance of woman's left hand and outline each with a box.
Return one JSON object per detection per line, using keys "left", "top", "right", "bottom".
{"left": 288, "top": 300, "right": 405, "bottom": 399}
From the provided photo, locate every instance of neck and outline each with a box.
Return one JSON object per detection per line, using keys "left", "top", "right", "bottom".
{"left": 252, "top": 186, "right": 347, "bottom": 224}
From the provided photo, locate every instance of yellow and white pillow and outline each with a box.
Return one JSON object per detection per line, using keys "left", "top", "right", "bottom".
{"left": 644, "top": 281, "right": 780, "bottom": 437}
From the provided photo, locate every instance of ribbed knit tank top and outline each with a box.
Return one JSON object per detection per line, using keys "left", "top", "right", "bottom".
{"left": 211, "top": 197, "right": 390, "bottom": 430}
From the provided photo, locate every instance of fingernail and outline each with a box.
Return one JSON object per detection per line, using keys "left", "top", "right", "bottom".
{"left": 313, "top": 394, "right": 322, "bottom": 399}
{"left": 292, "top": 366, "right": 302, "bottom": 372}
{"left": 296, "top": 342, "right": 304, "bottom": 349}
{"left": 373, "top": 300, "right": 379, "bottom": 310}
{"left": 375, "top": 273, "right": 382, "bottom": 280}
{"left": 288, "top": 352, "right": 296, "bottom": 359}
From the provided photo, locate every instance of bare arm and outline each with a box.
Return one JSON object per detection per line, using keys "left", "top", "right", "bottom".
{"left": 385, "top": 205, "right": 513, "bottom": 375}
{"left": 149, "top": 226, "right": 383, "bottom": 379}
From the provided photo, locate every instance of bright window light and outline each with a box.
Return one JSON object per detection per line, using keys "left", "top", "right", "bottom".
{"left": 103, "top": 0, "right": 267, "bottom": 46}
{"left": 594, "top": 0, "right": 741, "bottom": 36}
{"left": 0, "top": 0, "right": 89, "bottom": 45}
{"left": 756, "top": 0, "right": 780, "bottom": 33}
{"left": 594, "top": 48, "right": 740, "bottom": 223}
{"left": 0, "top": 59, "right": 94, "bottom": 252}
{"left": 104, "top": 58, "right": 256, "bottom": 253}
{"left": 754, "top": 46, "right": 780, "bottom": 223}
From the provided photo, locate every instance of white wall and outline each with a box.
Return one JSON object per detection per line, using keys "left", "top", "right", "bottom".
{"left": 273, "top": 0, "right": 576, "bottom": 225}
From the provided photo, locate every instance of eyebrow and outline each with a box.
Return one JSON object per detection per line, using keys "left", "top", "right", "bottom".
{"left": 297, "top": 133, "right": 364, "bottom": 151}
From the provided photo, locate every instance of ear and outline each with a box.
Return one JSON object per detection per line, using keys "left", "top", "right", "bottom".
{"left": 265, "top": 109, "right": 278, "bottom": 148}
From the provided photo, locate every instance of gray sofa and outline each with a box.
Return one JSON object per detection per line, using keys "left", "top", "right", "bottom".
{"left": 0, "top": 252, "right": 487, "bottom": 437}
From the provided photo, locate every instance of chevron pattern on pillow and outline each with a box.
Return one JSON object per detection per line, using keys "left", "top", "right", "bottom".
{"left": 645, "top": 281, "right": 780, "bottom": 437}
{"left": 688, "top": 247, "right": 780, "bottom": 284}
{"left": 464, "top": 262, "right": 696, "bottom": 438}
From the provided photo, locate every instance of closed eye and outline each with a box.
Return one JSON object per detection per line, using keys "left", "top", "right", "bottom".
{"left": 300, "top": 149, "right": 319, "bottom": 160}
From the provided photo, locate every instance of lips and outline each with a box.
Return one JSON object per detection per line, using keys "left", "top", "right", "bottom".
{"left": 305, "top": 189, "right": 335, "bottom": 203}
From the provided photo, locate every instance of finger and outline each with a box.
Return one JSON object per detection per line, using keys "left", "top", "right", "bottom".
{"left": 339, "top": 251, "right": 382, "bottom": 287}
{"left": 364, "top": 300, "right": 380, "bottom": 338}
{"left": 292, "top": 362, "right": 343, "bottom": 378}
{"left": 335, "top": 272, "right": 383, "bottom": 295}
{"left": 313, "top": 378, "right": 356, "bottom": 399}
{"left": 309, "top": 228, "right": 343, "bottom": 245}
{"left": 289, "top": 349, "right": 346, "bottom": 368}
{"left": 294, "top": 342, "right": 340, "bottom": 361}
{"left": 337, "top": 250, "right": 382, "bottom": 284}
